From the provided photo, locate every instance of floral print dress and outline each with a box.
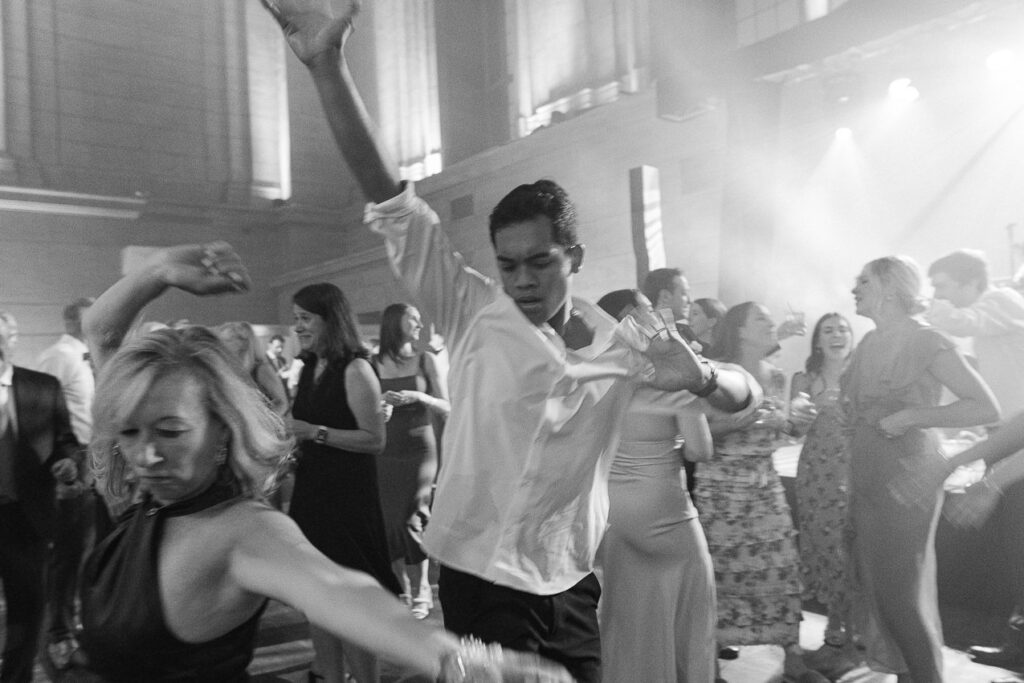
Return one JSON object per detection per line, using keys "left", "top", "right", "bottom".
{"left": 794, "top": 381, "right": 852, "bottom": 636}
{"left": 695, "top": 367, "right": 803, "bottom": 646}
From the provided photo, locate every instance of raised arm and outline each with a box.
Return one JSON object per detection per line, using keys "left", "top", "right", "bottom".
{"left": 82, "top": 242, "right": 250, "bottom": 371}
{"left": 640, "top": 322, "right": 755, "bottom": 412}
{"left": 264, "top": 0, "right": 495, "bottom": 344}
{"left": 261, "top": 0, "right": 400, "bottom": 203}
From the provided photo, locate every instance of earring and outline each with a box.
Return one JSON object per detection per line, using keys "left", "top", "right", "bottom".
{"left": 112, "top": 443, "right": 122, "bottom": 458}
{"left": 215, "top": 444, "right": 228, "bottom": 465}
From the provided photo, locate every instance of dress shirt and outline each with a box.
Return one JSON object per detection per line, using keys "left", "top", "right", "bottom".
{"left": 36, "top": 334, "right": 94, "bottom": 444}
{"left": 365, "top": 183, "right": 665, "bottom": 594}
{"left": 0, "top": 363, "right": 17, "bottom": 439}
{"left": 926, "top": 287, "right": 1024, "bottom": 418}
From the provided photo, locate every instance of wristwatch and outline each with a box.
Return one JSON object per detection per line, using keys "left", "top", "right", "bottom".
{"left": 314, "top": 426, "right": 328, "bottom": 445}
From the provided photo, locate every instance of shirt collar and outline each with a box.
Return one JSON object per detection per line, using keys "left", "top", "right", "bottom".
{"left": 0, "top": 363, "right": 12, "bottom": 387}
{"left": 60, "top": 334, "right": 89, "bottom": 354}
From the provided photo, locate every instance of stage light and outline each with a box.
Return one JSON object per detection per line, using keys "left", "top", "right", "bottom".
{"left": 835, "top": 127, "right": 853, "bottom": 141}
{"left": 887, "top": 78, "right": 920, "bottom": 103}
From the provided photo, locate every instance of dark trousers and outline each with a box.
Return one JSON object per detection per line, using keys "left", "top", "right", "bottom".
{"left": 46, "top": 491, "right": 96, "bottom": 641}
{"left": 438, "top": 565, "right": 601, "bottom": 683}
{"left": 0, "top": 504, "right": 48, "bottom": 683}
{"left": 998, "top": 478, "right": 1024, "bottom": 631}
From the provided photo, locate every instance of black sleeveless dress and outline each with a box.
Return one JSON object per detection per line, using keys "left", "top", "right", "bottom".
{"left": 378, "top": 365, "right": 436, "bottom": 563}
{"left": 76, "top": 480, "right": 266, "bottom": 682}
{"left": 289, "top": 353, "right": 401, "bottom": 594}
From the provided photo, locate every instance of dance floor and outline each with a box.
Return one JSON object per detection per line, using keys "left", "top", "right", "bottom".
{"left": 1, "top": 586, "right": 1021, "bottom": 681}
{"left": 246, "top": 597, "right": 1023, "bottom": 682}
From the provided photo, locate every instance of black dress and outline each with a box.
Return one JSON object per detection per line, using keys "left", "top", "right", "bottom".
{"left": 290, "top": 353, "right": 401, "bottom": 594}
{"left": 378, "top": 370, "right": 436, "bottom": 563}
{"left": 77, "top": 480, "right": 265, "bottom": 682}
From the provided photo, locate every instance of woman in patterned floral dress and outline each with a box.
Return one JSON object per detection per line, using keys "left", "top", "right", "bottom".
{"left": 695, "top": 302, "right": 825, "bottom": 682}
{"left": 791, "top": 313, "right": 858, "bottom": 676}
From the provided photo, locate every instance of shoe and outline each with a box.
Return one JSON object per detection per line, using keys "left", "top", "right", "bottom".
{"left": 970, "top": 642, "right": 1024, "bottom": 669}
{"left": 803, "top": 643, "right": 859, "bottom": 680}
{"left": 718, "top": 646, "right": 740, "bottom": 660}
{"left": 47, "top": 638, "right": 77, "bottom": 670}
{"left": 411, "top": 598, "right": 431, "bottom": 620}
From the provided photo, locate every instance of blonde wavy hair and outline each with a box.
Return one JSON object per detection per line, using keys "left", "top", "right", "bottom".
{"left": 91, "top": 326, "right": 293, "bottom": 507}
{"left": 866, "top": 255, "right": 928, "bottom": 315}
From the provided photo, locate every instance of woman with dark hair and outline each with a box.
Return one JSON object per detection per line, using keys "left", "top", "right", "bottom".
{"left": 694, "top": 301, "right": 824, "bottom": 683}
{"left": 595, "top": 288, "right": 723, "bottom": 683}
{"left": 376, "top": 303, "right": 449, "bottom": 620}
{"left": 76, "top": 242, "right": 571, "bottom": 683}
{"left": 288, "top": 282, "right": 400, "bottom": 683}
{"left": 843, "top": 256, "right": 997, "bottom": 682}
{"left": 689, "top": 298, "right": 727, "bottom": 358}
{"left": 790, "top": 313, "right": 857, "bottom": 677}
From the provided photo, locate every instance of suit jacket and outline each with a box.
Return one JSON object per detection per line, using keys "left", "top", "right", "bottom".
{"left": 7, "top": 366, "right": 81, "bottom": 539}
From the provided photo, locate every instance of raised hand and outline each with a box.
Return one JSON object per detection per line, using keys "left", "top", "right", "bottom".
{"left": 260, "top": 0, "right": 359, "bottom": 64}
{"left": 151, "top": 242, "right": 251, "bottom": 295}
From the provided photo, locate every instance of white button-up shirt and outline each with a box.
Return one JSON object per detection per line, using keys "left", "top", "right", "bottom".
{"left": 36, "top": 334, "right": 93, "bottom": 444}
{"left": 0, "top": 363, "right": 15, "bottom": 438}
{"left": 366, "top": 184, "right": 663, "bottom": 594}
{"left": 926, "top": 287, "right": 1024, "bottom": 419}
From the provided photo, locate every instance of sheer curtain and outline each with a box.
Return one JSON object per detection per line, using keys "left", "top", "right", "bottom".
{"left": 508, "top": 0, "right": 648, "bottom": 136}
{"left": 372, "top": 0, "right": 443, "bottom": 181}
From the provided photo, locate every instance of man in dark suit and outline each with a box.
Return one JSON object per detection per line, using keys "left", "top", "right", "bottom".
{"left": 0, "top": 311, "right": 80, "bottom": 683}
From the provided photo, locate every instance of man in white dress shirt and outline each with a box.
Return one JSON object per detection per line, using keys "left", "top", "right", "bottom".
{"left": 264, "top": 2, "right": 758, "bottom": 679}
{"left": 927, "top": 249, "right": 1024, "bottom": 670}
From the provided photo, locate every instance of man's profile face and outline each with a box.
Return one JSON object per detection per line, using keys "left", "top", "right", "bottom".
{"left": 664, "top": 276, "right": 691, "bottom": 322}
{"left": 930, "top": 271, "right": 980, "bottom": 308}
{"left": 269, "top": 339, "right": 284, "bottom": 356}
{"left": 493, "top": 216, "right": 580, "bottom": 326}
{"left": 0, "top": 319, "right": 18, "bottom": 365}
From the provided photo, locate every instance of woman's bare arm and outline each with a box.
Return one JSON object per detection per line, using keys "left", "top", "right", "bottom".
{"left": 82, "top": 243, "right": 250, "bottom": 371}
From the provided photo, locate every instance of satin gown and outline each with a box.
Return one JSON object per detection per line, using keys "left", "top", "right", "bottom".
{"left": 599, "top": 389, "right": 716, "bottom": 683}
{"left": 378, "top": 371, "right": 436, "bottom": 563}
{"left": 842, "top": 319, "right": 954, "bottom": 681}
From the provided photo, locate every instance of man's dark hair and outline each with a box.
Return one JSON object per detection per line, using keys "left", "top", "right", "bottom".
{"left": 63, "top": 297, "right": 95, "bottom": 324}
{"left": 928, "top": 249, "right": 988, "bottom": 290}
{"left": 269, "top": 334, "right": 285, "bottom": 344}
{"left": 488, "top": 180, "right": 578, "bottom": 247}
{"left": 641, "top": 268, "right": 683, "bottom": 306}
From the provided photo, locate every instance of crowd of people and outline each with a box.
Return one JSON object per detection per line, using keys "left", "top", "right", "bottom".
{"left": 1, "top": 2, "right": 1023, "bottom": 683}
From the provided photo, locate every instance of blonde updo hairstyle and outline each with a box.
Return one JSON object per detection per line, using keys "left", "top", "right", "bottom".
{"left": 91, "top": 326, "right": 294, "bottom": 507}
{"left": 866, "top": 255, "right": 928, "bottom": 315}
